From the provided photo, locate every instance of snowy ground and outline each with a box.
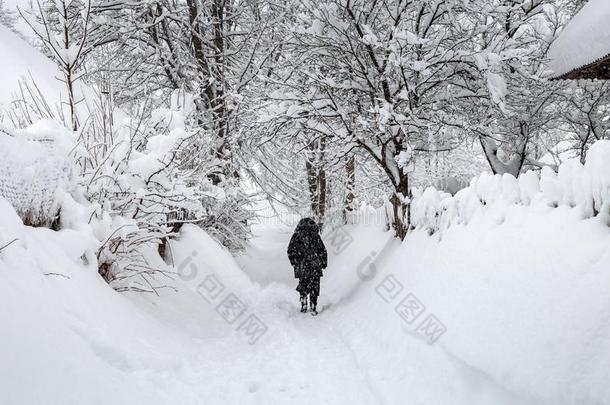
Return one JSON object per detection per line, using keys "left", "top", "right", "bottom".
{"left": 2, "top": 192, "right": 609, "bottom": 404}
{"left": 0, "top": 25, "right": 63, "bottom": 113}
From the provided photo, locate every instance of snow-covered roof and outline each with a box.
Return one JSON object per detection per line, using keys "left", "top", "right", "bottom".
{"left": 547, "top": 0, "right": 610, "bottom": 78}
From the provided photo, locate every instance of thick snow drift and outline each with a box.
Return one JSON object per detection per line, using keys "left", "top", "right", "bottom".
{"left": 0, "top": 199, "right": 268, "bottom": 404}
{"left": 397, "top": 206, "right": 610, "bottom": 404}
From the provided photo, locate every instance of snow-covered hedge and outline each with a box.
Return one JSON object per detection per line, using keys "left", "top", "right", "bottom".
{"left": 411, "top": 140, "right": 610, "bottom": 234}
{"left": 0, "top": 121, "right": 72, "bottom": 227}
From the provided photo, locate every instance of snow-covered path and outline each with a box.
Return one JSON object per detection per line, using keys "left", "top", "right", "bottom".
{"left": 116, "top": 219, "right": 537, "bottom": 404}
{"left": 233, "top": 223, "right": 382, "bottom": 404}
{"left": 169, "top": 221, "right": 539, "bottom": 405}
{"left": 132, "top": 222, "right": 385, "bottom": 404}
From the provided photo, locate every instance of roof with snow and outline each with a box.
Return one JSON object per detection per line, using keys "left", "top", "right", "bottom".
{"left": 547, "top": 0, "right": 610, "bottom": 80}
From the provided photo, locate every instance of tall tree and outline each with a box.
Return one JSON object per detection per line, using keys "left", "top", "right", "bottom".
{"left": 21, "top": 0, "right": 101, "bottom": 130}
{"left": 263, "top": 0, "right": 478, "bottom": 238}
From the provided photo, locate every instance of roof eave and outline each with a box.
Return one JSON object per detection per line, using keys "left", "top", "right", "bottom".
{"left": 550, "top": 53, "right": 610, "bottom": 81}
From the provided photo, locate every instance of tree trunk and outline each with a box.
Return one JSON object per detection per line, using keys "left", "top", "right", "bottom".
{"left": 318, "top": 168, "right": 327, "bottom": 220}
{"left": 390, "top": 172, "right": 409, "bottom": 240}
{"left": 305, "top": 138, "right": 327, "bottom": 222}
{"left": 343, "top": 155, "right": 356, "bottom": 222}
{"left": 66, "top": 69, "right": 78, "bottom": 131}
{"left": 60, "top": 1, "right": 78, "bottom": 131}
{"left": 479, "top": 125, "right": 528, "bottom": 178}
{"left": 317, "top": 136, "right": 327, "bottom": 221}
{"left": 186, "top": 0, "right": 234, "bottom": 186}
{"left": 306, "top": 155, "right": 318, "bottom": 215}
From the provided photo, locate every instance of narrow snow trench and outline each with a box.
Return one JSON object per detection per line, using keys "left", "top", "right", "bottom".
{"left": 226, "top": 222, "right": 544, "bottom": 405}
{"left": 229, "top": 222, "right": 381, "bottom": 404}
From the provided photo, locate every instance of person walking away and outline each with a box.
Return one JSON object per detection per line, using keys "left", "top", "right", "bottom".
{"left": 287, "top": 218, "right": 327, "bottom": 314}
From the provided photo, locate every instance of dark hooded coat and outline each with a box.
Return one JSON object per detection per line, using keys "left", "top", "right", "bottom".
{"left": 287, "top": 218, "right": 328, "bottom": 279}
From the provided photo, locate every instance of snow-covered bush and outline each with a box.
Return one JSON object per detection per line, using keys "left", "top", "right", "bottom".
{"left": 68, "top": 91, "right": 205, "bottom": 288}
{"left": 411, "top": 140, "right": 610, "bottom": 234}
{"left": 0, "top": 85, "right": 253, "bottom": 291}
{"left": 71, "top": 89, "right": 251, "bottom": 289}
{"left": 0, "top": 121, "right": 72, "bottom": 227}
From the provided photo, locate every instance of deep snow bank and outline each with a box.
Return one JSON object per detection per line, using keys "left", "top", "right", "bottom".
{"left": 317, "top": 201, "right": 610, "bottom": 404}
{"left": 364, "top": 142, "right": 610, "bottom": 404}
{"left": 0, "top": 196, "right": 173, "bottom": 403}
{"left": 0, "top": 198, "right": 259, "bottom": 404}
{"left": 391, "top": 205, "right": 610, "bottom": 404}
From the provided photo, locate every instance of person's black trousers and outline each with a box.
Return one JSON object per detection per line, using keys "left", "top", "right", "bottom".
{"left": 296, "top": 275, "right": 320, "bottom": 305}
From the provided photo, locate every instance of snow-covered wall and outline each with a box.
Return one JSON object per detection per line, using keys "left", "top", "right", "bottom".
{"left": 411, "top": 140, "right": 610, "bottom": 234}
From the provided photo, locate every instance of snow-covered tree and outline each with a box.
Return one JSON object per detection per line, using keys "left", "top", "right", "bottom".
{"left": 260, "top": 0, "right": 483, "bottom": 238}
{"left": 20, "top": 0, "right": 102, "bottom": 130}
{"left": 554, "top": 82, "right": 610, "bottom": 163}
{"left": 460, "top": 0, "right": 596, "bottom": 177}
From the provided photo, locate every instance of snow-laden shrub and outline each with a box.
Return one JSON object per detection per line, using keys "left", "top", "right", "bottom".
{"left": 1, "top": 88, "right": 252, "bottom": 292}
{"left": 0, "top": 120, "right": 72, "bottom": 227}
{"left": 411, "top": 140, "right": 610, "bottom": 234}
{"left": 69, "top": 92, "right": 204, "bottom": 288}
{"left": 68, "top": 90, "right": 251, "bottom": 290}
